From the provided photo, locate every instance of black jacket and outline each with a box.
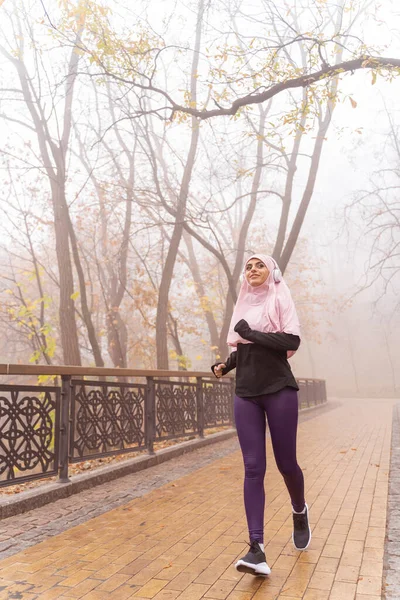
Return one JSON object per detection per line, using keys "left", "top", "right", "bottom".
{"left": 212, "top": 319, "right": 300, "bottom": 397}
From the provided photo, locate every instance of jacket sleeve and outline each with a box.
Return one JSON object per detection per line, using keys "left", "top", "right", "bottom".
{"left": 211, "top": 351, "right": 237, "bottom": 376}
{"left": 243, "top": 330, "right": 300, "bottom": 352}
{"left": 234, "top": 318, "right": 300, "bottom": 352}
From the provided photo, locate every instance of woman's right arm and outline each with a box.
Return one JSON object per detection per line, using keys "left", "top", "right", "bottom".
{"left": 211, "top": 351, "right": 237, "bottom": 377}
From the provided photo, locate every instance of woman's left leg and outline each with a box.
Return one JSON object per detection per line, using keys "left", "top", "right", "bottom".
{"left": 264, "top": 387, "right": 311, "bottom": 550}
{"left": 264, "top": 387, "right": 305, "bottom": 511}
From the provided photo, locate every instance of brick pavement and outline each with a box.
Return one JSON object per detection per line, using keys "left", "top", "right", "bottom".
{"left": 0, "top": 398, "right": 395, "bottom": 600}
{"left": 0, "top": 438, "right": 240, "bottom": 560}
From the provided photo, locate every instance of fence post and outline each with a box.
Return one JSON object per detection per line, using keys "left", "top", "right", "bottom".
{"left": 58, "top": 375, "right": 71, "bottom": 483}
{"left": 146, "top": 376, "right": 156, "bottom": 455}
{"left": 196, "top": 377, "right": 204, "bottom": 438}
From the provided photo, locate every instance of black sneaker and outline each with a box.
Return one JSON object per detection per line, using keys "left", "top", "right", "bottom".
{"left": 292, "top": 503, "right": 311, "bottom": 550}
{"left": 235, "top": 541, "right": 271, "bottom": 576}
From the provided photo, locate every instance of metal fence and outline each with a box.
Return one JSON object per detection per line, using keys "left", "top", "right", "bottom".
{"left": 0, "top": 364, "right": 326, "bottom": 487}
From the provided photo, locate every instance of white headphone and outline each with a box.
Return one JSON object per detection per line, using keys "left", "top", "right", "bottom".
{"left": 270, "top": 258, "right": 282, "bottom": 283}
{"left": 240, "top": 257, "right": 282, "bottom": 283}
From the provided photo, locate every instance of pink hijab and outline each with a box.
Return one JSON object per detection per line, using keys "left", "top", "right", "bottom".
{"left": 227, "top": 254, "right": 300, "bottom": 357}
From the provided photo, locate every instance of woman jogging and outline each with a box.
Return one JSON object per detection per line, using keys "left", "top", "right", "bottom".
{"left": 212, "top": 254, "right": 310, "bottom": 577}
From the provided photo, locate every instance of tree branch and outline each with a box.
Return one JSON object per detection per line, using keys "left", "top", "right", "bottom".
{"left": 157, "top": 56, "right": 400, "bottom": 120}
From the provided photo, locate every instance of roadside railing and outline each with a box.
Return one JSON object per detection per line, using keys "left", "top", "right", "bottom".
{"left": 0, "top": 364, "right": 327, "bottom": 487}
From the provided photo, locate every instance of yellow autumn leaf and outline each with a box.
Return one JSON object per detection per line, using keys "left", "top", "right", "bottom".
{"left": 349, "top": 97, "right": 357, "bottom": 109}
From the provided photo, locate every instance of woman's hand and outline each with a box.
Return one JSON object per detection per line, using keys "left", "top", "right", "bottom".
{"left": 213, "top": 363, "right": 226, "bottom": 378}
{"left": 234, "top": 319, "right": 252, "bottom": 338}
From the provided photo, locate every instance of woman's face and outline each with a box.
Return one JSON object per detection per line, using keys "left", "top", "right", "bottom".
{"left": 245, "top": 258, "right": 270, "bottom": 287}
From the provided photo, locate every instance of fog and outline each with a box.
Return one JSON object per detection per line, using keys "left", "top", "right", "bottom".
{"left": 0, "top": 0, "right": 399, "bottom": 398}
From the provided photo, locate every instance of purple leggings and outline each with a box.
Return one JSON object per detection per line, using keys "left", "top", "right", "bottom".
{"left": 234, "top": 387, "right": 305, "bottom": 544}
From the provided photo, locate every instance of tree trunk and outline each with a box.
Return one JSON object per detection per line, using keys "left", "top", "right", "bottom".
{"left": 277, "top": 9, "right": 345, "bottom": 273}
{"left": 383, "top": 327, "right": 397, "bottom": 393}
{"left": 168, "top": 313, "right": 187, "bottom": 370}
{"left": 67, "top": 212, "right": 104, "bottom": 366}
{"left": 218, "top": 107, "right": 266, "bottom": 352}
{"left": 107, "top": 307, "right": 128, "bottom": 368}
{"left": 51, "top": 177, "right": 81, "bottom": 364}
{"left": 183, "top": 232, "right": 220, "bottom": 356}
{"left": 3, "top": 22, "right": 84, "bottom": 365}
{"left": 279, "top": 110, "right": 333, "bottom": 273}
{"left": 155, "top": 0, "right": 204, "bottom": 368}
{"left": 273, "top": 89, "right": 308, "bottom": 262}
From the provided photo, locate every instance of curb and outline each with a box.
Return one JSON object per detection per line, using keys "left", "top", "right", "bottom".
{"left": 383, "top": 401, "right": 400, "bottom": 599}
{"left": 0, "top": 400, "right": 330, "bottom": 520}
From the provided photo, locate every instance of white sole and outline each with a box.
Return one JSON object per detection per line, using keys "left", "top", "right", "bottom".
{"left": 235, "top": 559, "right": 271, "bottom": 576}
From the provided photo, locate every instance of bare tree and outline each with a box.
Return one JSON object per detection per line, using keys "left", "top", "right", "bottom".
{"left": 73, "top": 83, "right": 141, "bottom": 368}
{"left": 345, "top": 105, "right": 400, "bottom": 299}
{"left": 154, "top": 0, "right": 205, "bottom": 368}
{"left": 0, "top": 179, "right": 59, "bottom": 364}
{"left": 0, "top": 3, "right": 83, "bottom": 364}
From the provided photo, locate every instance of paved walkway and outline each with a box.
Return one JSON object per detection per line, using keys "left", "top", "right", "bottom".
{"left": 0, "top": 438, "right": 241, "bottom": 560}
{"left": 0, "top": 398, "right": 395, "bottom": 600}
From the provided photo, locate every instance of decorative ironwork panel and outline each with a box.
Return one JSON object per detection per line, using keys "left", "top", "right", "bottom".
{"left": 203, "top": 381, "right": 232, "bottom": 428}
{"left": 297, "top": 379, "right": 326, "bottom": 408}
{"left": 0, "top": 385, "right": 59, "bottom": 486}
{"left": 155, "top": 381, "right": 197, "bottom": 439}
{"left": 297, "top": 379, "right": 310, "bottom": 408}
{"left": 70, "top": 380, "right": 145, "bottom": 461}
